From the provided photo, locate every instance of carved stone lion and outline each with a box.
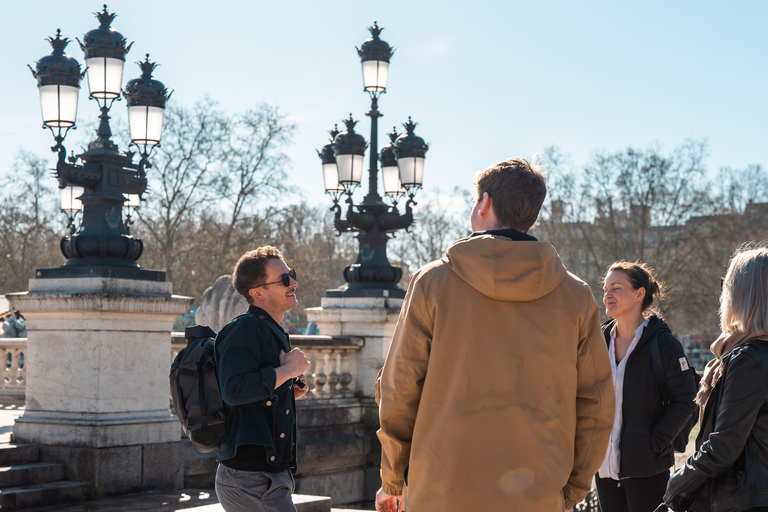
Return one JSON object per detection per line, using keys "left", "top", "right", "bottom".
{"left": 194, "top": 275, "right": 249, "bottom": 332}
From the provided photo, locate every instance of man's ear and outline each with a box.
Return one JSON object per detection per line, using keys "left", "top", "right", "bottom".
{"left": 248, "top": 288, "right": 263, "bottom": 303}
{"left": 478, "top": 192, "right": 493, "bottom": 217}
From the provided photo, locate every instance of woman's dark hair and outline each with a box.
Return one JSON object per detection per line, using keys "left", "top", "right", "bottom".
{"left": 605, "top": 260, "right": 665, "bottom": 314}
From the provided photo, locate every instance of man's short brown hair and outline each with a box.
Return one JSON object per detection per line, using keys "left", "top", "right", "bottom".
{"left": 232, "top": 246, "right": 284, "bottom": 304}
{"left": 473, "top": 158, "right": 547, "bottom": 232}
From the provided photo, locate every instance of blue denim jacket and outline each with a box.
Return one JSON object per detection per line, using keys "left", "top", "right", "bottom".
{"left": 214, "top": 306, "right": 297, "bottom": 472}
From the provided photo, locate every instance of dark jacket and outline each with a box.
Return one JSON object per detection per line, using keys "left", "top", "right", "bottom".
{"left": 214, "top": 306, "right": 297, "bottom": 472}
{"left": 602, "top": 315, "right": 697, "bottom": 478}
{"left": 665, "top": 340, "right": 768, "bottom": 512}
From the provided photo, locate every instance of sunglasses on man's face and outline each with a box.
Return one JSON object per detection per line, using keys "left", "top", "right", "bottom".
{"left": 256, "top": 269, "right": 297, "bottom": 288}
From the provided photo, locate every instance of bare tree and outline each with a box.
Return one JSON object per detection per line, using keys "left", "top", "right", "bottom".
{"left": 535, "top": 141, "right": 718, "bottom": 334}
{"left": 0, "top": 152, "right": 62, "bottom": 292}
{"left": 133, "top": 99, "right": 228, "bottom": 283}
{"left": 389, "top": 188, "right": 472, "bottom": 279}
{"left": 133, "top": 100, "right": 295, "bottom": 292}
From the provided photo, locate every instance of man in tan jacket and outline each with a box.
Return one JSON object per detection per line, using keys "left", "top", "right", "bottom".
{"left": 375, "top": 158, "right": 615, "bottom": 512}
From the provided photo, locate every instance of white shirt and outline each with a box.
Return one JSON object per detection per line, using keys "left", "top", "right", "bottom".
{"left": 598, "top": 320, "right": 649, "bottom": 480}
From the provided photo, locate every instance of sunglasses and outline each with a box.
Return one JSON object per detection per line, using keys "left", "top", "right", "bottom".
{"left": 256, "top": 269, "right": 297, "bottom": 288}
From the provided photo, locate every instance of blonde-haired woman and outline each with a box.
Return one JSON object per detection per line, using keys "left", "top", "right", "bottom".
{"left": 664, "top": 246, "right": 768, "bottom": 512}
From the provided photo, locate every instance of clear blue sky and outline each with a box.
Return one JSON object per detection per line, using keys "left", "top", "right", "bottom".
{"left": 2, "top": 0, "right": 766, "bottom": 205}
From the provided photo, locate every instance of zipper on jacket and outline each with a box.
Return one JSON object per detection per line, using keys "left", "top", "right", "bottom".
{"left": 612, "top": 327, "right": 667, "bottom": 479}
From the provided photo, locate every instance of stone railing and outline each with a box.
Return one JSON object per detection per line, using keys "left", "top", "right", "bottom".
{"left": 0, "top": 338, "right": 26, "bottom": 403}
{"left": 2, "top": 333, "right": 365, "bottom": 405}
{"left": 172, "top": 333, "right": 365, "bottom": 400}
{"left": 291, "top": 335, "right": 364, "bottom": 400}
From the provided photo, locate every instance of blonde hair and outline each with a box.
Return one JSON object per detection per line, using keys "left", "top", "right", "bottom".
{"left": 720, "top": 244, "right": 768, "bottom": 335}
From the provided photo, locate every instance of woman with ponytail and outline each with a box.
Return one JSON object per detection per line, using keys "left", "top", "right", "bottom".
{"left": 664, "top": 246, "right": 768, "bottom": 512}
{"left": 595, "top": 261, "right": 697, "bottom": 512}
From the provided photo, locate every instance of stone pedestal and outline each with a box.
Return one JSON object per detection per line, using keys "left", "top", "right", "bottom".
{"left": 7, "top": 277, "right": 192, "bottom": 495}
{"left": 305, "top": 294, "right": 403, "bottom": 400}
{"left": 302, "top": 293, "right": 403, "bottom": 506}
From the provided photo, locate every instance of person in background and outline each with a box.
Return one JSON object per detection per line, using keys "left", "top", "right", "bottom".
{"left": 664, "top": 246, "right": 768, "bottom": 512}
{"left": 595, "top": 261, "right": 697, "bottom": 512}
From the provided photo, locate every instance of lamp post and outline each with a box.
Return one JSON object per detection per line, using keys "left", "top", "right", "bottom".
{"left": 28, "top": 5, "right": 170, "bottom": 280}
{"left": 318, "top": 22, "right": 429, "bottom": 298}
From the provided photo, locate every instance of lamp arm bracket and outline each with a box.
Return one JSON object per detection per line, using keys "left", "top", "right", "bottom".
{"left": 346, "top": 209, "right": 378, "bottom": 231}
{"left": 377, "top": 208, "right": 414, "bottom": 232}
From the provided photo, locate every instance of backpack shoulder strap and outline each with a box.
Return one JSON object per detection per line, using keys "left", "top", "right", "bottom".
{"left": 649, "top": 330, "right": 670, "bottom": 406}
{"left": 184, "top": 325, "right": 216, "bottom": 343}
{"left": 252, "top": 313, "right": 290, "bottom": 352}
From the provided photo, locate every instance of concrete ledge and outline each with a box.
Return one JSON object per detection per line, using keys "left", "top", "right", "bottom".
{"left": 27, "top": 277, "right": 174, "bottom": 295}
{"left": 14, "top": 412, "right": 180, "bottom": 448}
{"left": 296, "top": 469, "right": 364, "bottom": 506}
{"left": 39, "top": 441, "right": 184, "bottom": 495}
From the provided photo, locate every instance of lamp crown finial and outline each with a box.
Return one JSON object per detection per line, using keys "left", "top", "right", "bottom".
{"left": 369, "top": 21, "right": 383, "bottom": 39}
{"left": 138, "top": 54, "right": 159, "bottom": 79}
{"left": 95, "top": 5, "right": 117, "bottom": 28}
{"left": 403, "top": 117, "right": 417, "bottom": 134}
{"left": 343, "top": 115, "right": 358, "bottom": 132}
{"left": 47, "top": 29, "right": 70, "bottom": 55}
{"left": 329, "top": 124, "right": 340, "bottom": 140}
{"left": 388, "top": 127, "right": 399, "bottom": 143}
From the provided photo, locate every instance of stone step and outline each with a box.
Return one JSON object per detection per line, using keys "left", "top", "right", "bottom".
{"left": 294, "top": 494, "right": 333, "bottom": 512}
{"left": 0, "top": 462, "right": 66, "bottom": 487}
{"left": 0, "top": 480, "right": 89, "bottom": 509}
{"left": 183, "top": 439, "right": 218, "bottom": 477}
{"left": 0, "top": 443, "right": 39, "bottom": 467}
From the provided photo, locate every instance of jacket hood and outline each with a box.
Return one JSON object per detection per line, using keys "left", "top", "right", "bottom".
{"left": 443, "top": 235, "right": 567, "bottom": 301}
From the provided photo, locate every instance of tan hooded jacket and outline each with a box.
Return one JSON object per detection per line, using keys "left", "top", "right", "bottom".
{"left": 377, "top": 234, "right": 614, "bottom": 511}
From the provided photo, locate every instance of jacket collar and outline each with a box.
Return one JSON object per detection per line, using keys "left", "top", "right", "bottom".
{"left": 470, "top": 227, "right": 537, "bottom": 242}
{"left": 247, "top": 305, "right": 285, "bottom": 332}
{"left": 601, "top": 314, "right": 670, "bottom": 347}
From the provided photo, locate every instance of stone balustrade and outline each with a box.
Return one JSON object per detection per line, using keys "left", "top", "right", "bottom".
{"left": 4, "top": 334, "right": 366, "bottom": 405}
{"left": 173, "top": 333, "right": 365, "bottom": 400}
{"left": 290, "top": 335, "right": 364, "bottom": 400}
{"left": 0, "top": 338, "right": 25, "bottom": 403}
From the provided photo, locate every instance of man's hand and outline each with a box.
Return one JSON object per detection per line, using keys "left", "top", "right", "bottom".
{"left": 294, "top": 374, "right": 309, "bottom": 399}
{"left": 274, "top": 348, "right": 310, "bottom": 389}
{"left": 279, "top": 348, "right": 310, "bottom": 377}
{"left": 375, "top": 488, "right": 402, "bottom": 512}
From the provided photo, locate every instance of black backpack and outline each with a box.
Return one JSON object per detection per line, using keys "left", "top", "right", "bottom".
{"left": 170, "top": 325, "right": 228, "bottom": 453}
{"left": 649, "top": 331, "right": 703, "bottom": 452}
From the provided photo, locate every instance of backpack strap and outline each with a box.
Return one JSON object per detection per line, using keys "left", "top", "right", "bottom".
{"left": 649, "top": 331, "right": 671, "bottom": 406}
{"left": 254, "top": 313, "right": 291, "bottom": 352}
{"left": 185, "top": 325, "right": 216, "bottom": 343}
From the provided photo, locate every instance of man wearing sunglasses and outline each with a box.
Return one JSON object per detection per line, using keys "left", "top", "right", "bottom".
{"left": 376, "top": 159, "right": 614, "bottom": 512}
{"left": 214, "top": 246, "right": 310, "bottom": 512}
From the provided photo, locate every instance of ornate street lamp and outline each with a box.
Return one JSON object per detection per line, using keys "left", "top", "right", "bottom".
{"left": 317, "top": 23, "right": 429, "bottom": 298}
{"left": 29, "top": 5, "right": 168, "bottom": 280}
{"left": 123, "top": 54, "right": 172, "bottom": 176}
{"left": 318, "top": 125, "right": 346, "bottom": 203}
{"left": 380, "top": 128, "right": 405, "bottom": 204}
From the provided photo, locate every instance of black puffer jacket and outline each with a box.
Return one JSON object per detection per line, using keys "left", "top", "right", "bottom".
{"left": 665, "top": 339, "right": 768, "bottom": 512}
{"left": 602, "top": 315, "right": 697, "bottom": 478}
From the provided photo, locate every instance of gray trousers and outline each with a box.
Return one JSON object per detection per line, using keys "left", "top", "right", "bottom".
{"left": 215, "top": 464, "right": 297, "bottom": 512}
